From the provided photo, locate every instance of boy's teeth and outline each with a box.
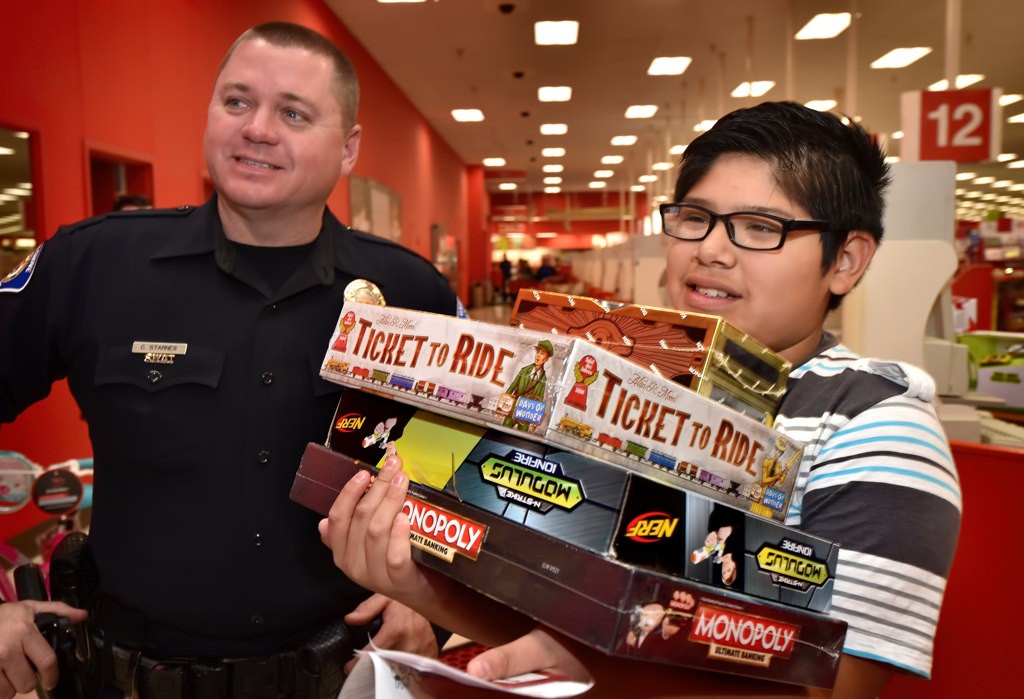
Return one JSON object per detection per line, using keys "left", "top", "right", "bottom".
{"left": 695, "top": 286, "right": 729, "bottom": 298}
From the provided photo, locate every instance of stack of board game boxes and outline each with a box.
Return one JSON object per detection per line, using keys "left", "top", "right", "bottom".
{"left": 291, "top": 296, "right": 847, "bottom": 688}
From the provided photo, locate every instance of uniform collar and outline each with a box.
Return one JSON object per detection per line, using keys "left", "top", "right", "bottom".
{"left": 151, "top": 194, "right": 374, "bottom": 288}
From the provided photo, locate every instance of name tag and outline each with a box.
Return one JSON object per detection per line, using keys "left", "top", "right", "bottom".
{"left": 132, "top": 341, "right": 188, "bottom": 365}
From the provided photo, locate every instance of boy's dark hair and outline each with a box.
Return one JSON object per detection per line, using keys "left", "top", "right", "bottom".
{"left": 219, "top": 22, "right": 360, "bottom": 131}
{"left": 674, "top": 102, "right": 890, "bottom": 311}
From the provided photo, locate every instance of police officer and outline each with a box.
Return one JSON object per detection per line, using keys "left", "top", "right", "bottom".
{"left": 0, "top": 22, "right": 455, "bottom": 698}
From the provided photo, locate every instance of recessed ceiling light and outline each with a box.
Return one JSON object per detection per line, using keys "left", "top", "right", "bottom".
{"left": 804, "top": 99, "right": 838, "bottom": 112}
{"left": 795, "top": 13, "right": 851, "bottom": 40}
{"left": 1000, "top": 94, "right": 1023, "bottom": 107}
{"left": 891, "top": 131, "right": 904, "bottom": 139}
{"left": 647, "top": 57, "right": 692, "bottom": 76}
{"left": 928, "top": 74, "right": 985, "bottom": 91}
{"left": 870, "top": 47, "right": 932, "bottom": 69}
{"left": 997, "top": 153, "right": 1018, "bottom": 162}
{"left": 1007, "top": 160, "right": 1024, "bottom": 169}
{"left": 611, "top": 135, "right": 637, "bottom": 146}
{"left": 543, "top": 176, "right": 562, "bottom": 184}
{"left": 651, "top": 162, "right": 673, "bottom": 171}
{"left": 1010, "top": 184, "right": 1024, "bottom": 191}
{"left": 542, "top": 147, "right": 566, "bottom": 157}
{"left": 601, "top": 155, "right": 624, "bottom": 165}
{"left": 694, "top": 120, "right": 717, "bottom": 132}
{"left": 994, "top": 180, "right": 1014, "bottom": 188}
{"left": 12, "top": 132, "right": 29, "bottom": 139}
{"left": 482, "top": 157, "right": 506, "bottom": 167}
{"left": 1009, "top": 113, "right": 1024, "bottom": 124}
{"left": 0, "top": 147, "right": 15, "bottom": 156}
{"left": 534, "top": 20, "right": 579, "bottom": 46}
{"left": 451, "top": 109, "right": 484, "bottom": 122}
{"left": 594, "top": 170, "right": 614, "bottom": 178}
{"left": 538, "top": 86, "right": 573, "bottom": 102}
{"left": 625, "top": 105, "right": 658, "bottom": 119}
{"left": 588, "top": 181, "right": 607, "bottom": 189}
{"left": 731, "top": 81, "right": 775, "bottom": 98}
{"left": 498, "top": 182, "right": 518, "bottom": 191}
{"left": 669, "top": 144, "right": 687, "bottom": 155}
{"left": 542, "top": 164, "right": 564, "bottom": 173}
{"left": 885, "top": 156, "right": 901, "bottom": 164}
{"left": 2, "top": 188, "right": 31, "bottom": 196}
{"left": 638, "top": 174, "right": 658, "bottom": 183}
{"left": 630, "top": 185, "right": 646, "bottom": 192}
{"left": 973, "top": 176, "right": 996, "bottom": 184}
{"left": 955, "top": 172, "right": 977, "bottom": 180}
{"left": 540, "top": 123, "right": 568, "bottom": 135}
{"left": 543, "top": 187, "right": 561, "bottom": 194}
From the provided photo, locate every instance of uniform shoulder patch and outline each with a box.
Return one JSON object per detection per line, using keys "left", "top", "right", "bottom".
{"left": 0, "top": 245, "right": 43, "bottom": 294}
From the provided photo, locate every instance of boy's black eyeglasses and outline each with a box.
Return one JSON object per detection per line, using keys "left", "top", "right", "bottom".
{"left": 659, "top": 203, "right": 834, "bottom": 251}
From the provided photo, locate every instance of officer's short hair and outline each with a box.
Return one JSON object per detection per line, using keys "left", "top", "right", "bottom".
{"left": 218, "top": 22, "right": 360, "bottom": 130}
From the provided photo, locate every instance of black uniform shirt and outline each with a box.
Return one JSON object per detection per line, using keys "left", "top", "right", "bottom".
{"left": 0, "top": 197, "right": 458, "bottom": 655}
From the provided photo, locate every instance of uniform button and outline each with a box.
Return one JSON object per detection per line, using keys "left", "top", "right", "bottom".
{"left": 250, "top": 613, "right": 264, "bottom": 625}
{"left": 257, "top": 450, "right": 270, "bottom": 464}
{"left": 146, "top": 370, "right": 163, "bottom": 384}
{"left": 252, "top": 532, "right": 264, "bottom": 547}
{"left": 267, "top": 303, "right": 277, "bottom": 312}
{"left": 176, "top": 205, "right": 192, "bottom": 212}
{"left": 261, "top": 372, "right": 274, "bottom": 385}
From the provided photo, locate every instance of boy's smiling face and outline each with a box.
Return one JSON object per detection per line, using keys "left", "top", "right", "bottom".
{"left": 666, "top": 153, "right": 849, "bottom": 365}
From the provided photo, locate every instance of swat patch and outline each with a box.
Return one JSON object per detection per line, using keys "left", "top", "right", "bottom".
{"left": 0, "top": 245, "right": 43, "bottom": 294}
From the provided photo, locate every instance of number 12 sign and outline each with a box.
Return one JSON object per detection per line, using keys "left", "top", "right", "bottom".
{"left": 901, "top": 88, "right": 1002, "bottom": 162}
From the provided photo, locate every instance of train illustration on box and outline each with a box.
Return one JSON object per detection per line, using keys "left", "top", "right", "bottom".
{"left": 552, "top": 418, "right": 741, "bottom": 496}
{"left": 342, "top": 366, "right": 495, "bottom": 414}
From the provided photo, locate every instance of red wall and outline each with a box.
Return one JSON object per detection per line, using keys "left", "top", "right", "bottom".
{"left": 0, "top": 0, "right": 483, "bottom": 464}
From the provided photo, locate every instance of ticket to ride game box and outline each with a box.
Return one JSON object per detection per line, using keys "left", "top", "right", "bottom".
{"left": 291, "top": 443, "right": 846, "bottom": 689}
{"left": 296, "top": 389, "right": 836, "bottom": 612}
{"left": 510, "top": 289, "right": 790, "bottom": 425}
{"left": 320, "top": 303, "right": 803, "bottom": 521}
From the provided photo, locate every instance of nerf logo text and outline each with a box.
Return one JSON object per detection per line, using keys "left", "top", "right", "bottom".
{"left": 334, "top": 413, "right": 366, "bottom": 432}
{"left": 624, "top": 512, "right": 679, "bottom": 542}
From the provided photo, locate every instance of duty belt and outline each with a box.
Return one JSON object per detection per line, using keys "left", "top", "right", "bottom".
{"left": 86, "top": 624, "right": 348, "bottom": 699}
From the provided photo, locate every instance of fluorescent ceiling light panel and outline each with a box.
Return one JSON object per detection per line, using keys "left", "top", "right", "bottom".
{"left": 0, "top": 147, "right": 14, "bottom": 156}
{"left": 647, "top": 56, "right": 692, "bottom": 76}
{"left": 601, "top": 155, "right": 624, "bottom": 165}
{"left": 973, "top": 176, "right": 996, "bottom": 184}
{"left": 1000, "top": 94, "right": 1023, "bottom": 107}
{"left": 538, "top": 86, "right": 572, "bottom": 102}
{"left": 482, "top": 157, "right": 506, "bottom": 167}
{"left": 891, "top": 130, "right": 904, "bottom": 139}
{"left": 498, "top": 183, "right": 518, "bottom": 191}
{"left": 540, "top": 123, "right": 568, "bottom": 135}
{"left": 669, "top": 144, "right": 687, "bottom": 154}
{"left": 1007, "top": 160, "right": 1024, "bottom": 169}
{"left": 542, "top": 164, "right": 564, "bottom": 173}
{"left": 451, "top": 109, "right": 484, "bottom": 122}
{"left": 638, "top": 174, "right": 658, "bottom": 183}
{"left": 594, "top": 170, "right": 614, "bottom": 178}
{"left": 694, "top": 120, "right": 717, "bottom": 132}
{"left": 1008, "top": 113, "right": 1024, "bottom": 124}
{"left": 731, "top": 81, "right": 775, "bottom": 98}
{"left": 542, "top": 147, "right": 566, "bottom": 157}
{"left": 954, "top": 172, "right": 977, "bottom": 180}
{"left": 543, "top": 177, "right": 562, "bottom": 184}
{"left": 870, "top": 47, "right": 932, "bottom": 69}
{"left": 543, "top": 187, "right": 561, "bottom": 194}
{"left": 625, "top": 105, "right": 658, "bottom": 119}
{"left": 630, "top": 185, "right": 646, "bottom": 192}
{"left": 534, "top": 21, "right": 579, "bottom": 46}
{"left": 804, "top": 99, "right": 837, "bottom": 111}
{"left": 611, "top": 135, "right": 637, "bottom": 146}
{"left": 928, "top": 74, "right": 984, "bottom": 91}
{"left": 795, "top": 13, "right": 851, "bottom": 40}
{"left": 652, "top": 162, "right": 673, "bottom": 171}
{"left": 588, "top": 181, "right": 607, "bottom": 189}
{"left": 997, "top": 153, "right": 1018, "bottom": 162}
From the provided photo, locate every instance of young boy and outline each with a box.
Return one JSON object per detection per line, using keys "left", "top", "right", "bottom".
{"left": 319, "top": 102, "right": 962, "bottom": 697}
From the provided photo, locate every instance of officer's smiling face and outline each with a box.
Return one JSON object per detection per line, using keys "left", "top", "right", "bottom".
{"left": 204, "top": 39, "right": 360, "bottom": 219}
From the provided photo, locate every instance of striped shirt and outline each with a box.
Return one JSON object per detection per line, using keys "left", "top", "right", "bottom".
{"left": 777, "top": 336, "right": 961, "bottom": 678}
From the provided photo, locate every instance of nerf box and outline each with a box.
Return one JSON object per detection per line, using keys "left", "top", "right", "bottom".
{"left": 511, "top": 289, "right": 790, "bottom": 425}
{"left": 321, "top": 301, "right": 574, "bottom": 435}
{"left": 309, "top": 389, "right": 835, "bottom": 611}
{"left": 291, "top": 443, "right": 846, "bottom": 689}
{"left": 320, "top": 303, "right": 802, "bottom": 521}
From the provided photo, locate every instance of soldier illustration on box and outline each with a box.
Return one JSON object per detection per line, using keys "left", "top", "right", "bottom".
{"left": 499, "top": 339, "right": 554, "bottom": 431}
